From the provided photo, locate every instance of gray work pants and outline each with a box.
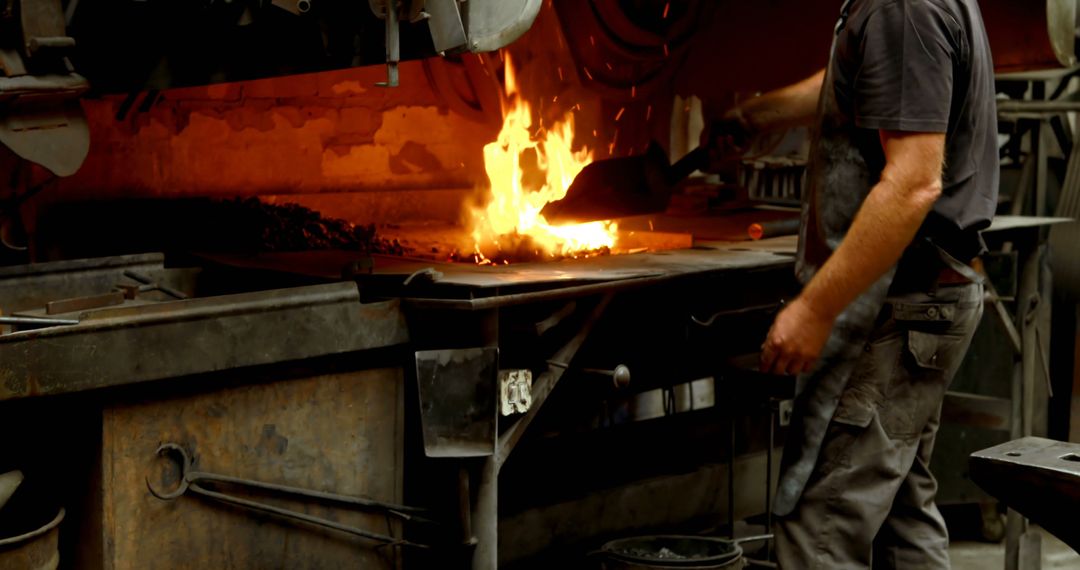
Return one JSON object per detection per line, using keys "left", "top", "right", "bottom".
{"left": 775, "top": 282, "right": 984, "bottom": 569}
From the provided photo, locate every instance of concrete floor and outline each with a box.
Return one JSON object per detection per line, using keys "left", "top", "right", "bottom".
{"left": 950, "top": 528, "right": 1080, "bottom": 570}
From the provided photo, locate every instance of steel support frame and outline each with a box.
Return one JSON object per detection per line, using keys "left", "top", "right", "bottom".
{"left": 460, "top": 294, "right": 613, "bottom": 570}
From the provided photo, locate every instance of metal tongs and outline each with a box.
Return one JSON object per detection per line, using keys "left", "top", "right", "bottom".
{"left": 146, "top": 443, "right": 433, "bottom": 549}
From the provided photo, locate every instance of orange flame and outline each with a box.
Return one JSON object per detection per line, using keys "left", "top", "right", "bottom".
{"left": 468, "top": 55, "right": 617, "bottom": 262}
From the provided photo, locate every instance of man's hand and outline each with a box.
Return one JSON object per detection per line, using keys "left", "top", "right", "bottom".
{"left": 760, "top": 296, "right": 836, "bottom": 375}
{"left": 700, "top": 115, "right": 752, "bottom": 171}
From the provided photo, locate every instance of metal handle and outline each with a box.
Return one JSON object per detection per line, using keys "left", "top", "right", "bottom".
{"left": 0, "top": 316, "right": 79, "bottom": 327}
{"left": 732, "top": 533, "right": 773, "bottom": 545}
{"left": 546, "top": 361, "right": 631, "bottom": 388}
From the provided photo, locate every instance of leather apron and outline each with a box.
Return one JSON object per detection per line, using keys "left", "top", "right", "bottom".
{"left": 773, "top": 0, "right": 897, "bottom": 517}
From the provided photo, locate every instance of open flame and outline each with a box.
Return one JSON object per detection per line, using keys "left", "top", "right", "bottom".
{"left": 467, "top": 55, "right": 617, "bottom": 264}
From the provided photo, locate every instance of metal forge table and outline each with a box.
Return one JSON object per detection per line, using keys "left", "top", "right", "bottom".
{"left": 149, "top": 231, "right": 804, "bottom": 568}
{"left": 2, "top": 216, "right": 1054, "bottom": 569}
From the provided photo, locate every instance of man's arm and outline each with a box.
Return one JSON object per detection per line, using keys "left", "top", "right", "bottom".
{"left": 731, "top": 70, "right": 826, "bottom": 134}
{"left": 760, "top": 130, "right": 946, "bottom": 375}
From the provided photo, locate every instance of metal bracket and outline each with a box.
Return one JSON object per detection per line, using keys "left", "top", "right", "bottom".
{"left": 372, "top": 0, "right": 400, "bottom": 87}
{"left": 776, "top": 399, "right": 793, "bottom": 427}
{"left": 498, "top": 369, "right": 532, "bottom": 416}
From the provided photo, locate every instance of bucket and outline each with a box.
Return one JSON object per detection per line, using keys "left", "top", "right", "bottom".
{"left": 594, "top": 534, "right": 770, "bottom": 570}
{"left": 0, "top": 508, "right": 65, "bottom": 570}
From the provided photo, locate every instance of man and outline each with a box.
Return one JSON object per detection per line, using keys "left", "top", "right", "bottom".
{"left": 720, "top": 0, "right": 998, "bottom": 567}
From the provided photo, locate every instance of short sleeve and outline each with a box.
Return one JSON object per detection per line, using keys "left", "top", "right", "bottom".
{"left": 854, "top": 2, "right": 956, "bottom": 133}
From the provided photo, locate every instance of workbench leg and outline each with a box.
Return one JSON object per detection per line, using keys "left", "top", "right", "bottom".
{"left": 471, "top": 457, "right": 498, "bottom": 570}
{"left": 1005, "top": 508, "right": 1023, "bottom": 570}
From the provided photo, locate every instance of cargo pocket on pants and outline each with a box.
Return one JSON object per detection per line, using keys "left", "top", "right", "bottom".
{"left": 878, "top": 329, "right": 962, "bottom": 438}
{"left": 833, "top": 322, "right": 905, "bottom": 427}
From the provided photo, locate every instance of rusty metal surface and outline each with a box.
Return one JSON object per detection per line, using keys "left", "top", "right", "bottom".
{"left": 104, "top": 368, "right": 404, "bottom": 570}
{"left": 970, "top": 437, "right": 1080, "bottom": 553}
{"left": 0, "top": 283, "right": 409, "bottom": 400}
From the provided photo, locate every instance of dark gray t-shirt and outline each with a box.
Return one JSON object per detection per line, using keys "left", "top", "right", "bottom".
{"left": 831, "top": 0, "right": 999, "bottom": 261}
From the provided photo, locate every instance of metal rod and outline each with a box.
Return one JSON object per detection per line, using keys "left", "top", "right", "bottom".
{"left": 691, "top": 302, "right": 783, "bottom": 328}
{"left": 1009, "top": 153, "right": 1035, "bottom": 216}
{"left": 378, "top": 0, "right": 400, "bottom": 87}
{"left": 985, "top": 287, "right": 1023, "bottom": 354}
{"left": 471, "top": 458, "right": 498, "bottom": 570}
{"left": 188, "top": 483, "right": 425, "bottom": 548}
{"left": 123, "top": 270, "right": 188, "bottom": 299}
{"left": 458, "top": 466, "right": 474, "bottom": 546}
{"left": 185, "top": 470, "right": 426, "bottom": 515}
{"left": 766, "top": 402, "right": 775, "bottom": 563}
{"left": 1036, "top": 123, "right": 1049, "bottom": 217}
{"left": 998, "top": 100, "right": 1080, "bottom": 114}
{"left": 728, "top": 378, "right": 736, "bottom": 536}
{"left": 0, "top": 316, "right": 78, "bottom": 326}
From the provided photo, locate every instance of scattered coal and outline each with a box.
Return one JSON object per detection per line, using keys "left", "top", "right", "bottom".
{"left": 36, "top": 197, "right": 410, "bottom": 258}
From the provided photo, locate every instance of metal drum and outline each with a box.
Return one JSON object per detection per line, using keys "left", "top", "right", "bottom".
{"left": 0, "top": 508, "right": 64, "bottom": 570}
{"left": 595, "top": 535, "right": 750, "bottom": 570}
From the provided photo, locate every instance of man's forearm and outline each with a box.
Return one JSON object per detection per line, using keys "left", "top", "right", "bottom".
{"left": 798, "top": 132, "right": 945, "bottom": 320}
{"left": 736, "top": 70, "right": 825, "bottom": 134}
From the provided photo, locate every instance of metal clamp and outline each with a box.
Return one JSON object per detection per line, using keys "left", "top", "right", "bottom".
{"left": 690, "top": 302, "right": 784, "bottom": 328}
{"left": 146, "top": 443, "right": 432, "bottom": 548}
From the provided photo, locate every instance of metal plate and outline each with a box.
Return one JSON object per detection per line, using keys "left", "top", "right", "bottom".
{"left": 464, "top": 0, "right": 542, "bottom": 51}
{"left": 0, "top": 99, "right": 89, "bottom": 177}
{"left": 414, "top": 347, "right": 498, "bottom": 457}
{"left": 426, "top": 0, "right": 467, "bottom": 54}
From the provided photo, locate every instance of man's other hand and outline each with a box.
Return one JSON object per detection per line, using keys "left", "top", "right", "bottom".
{"left": 760, "top": 297, "right": 835, "bottom": 375}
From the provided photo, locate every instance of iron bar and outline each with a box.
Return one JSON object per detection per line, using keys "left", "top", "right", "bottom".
{"left": 766, "top": 401, "right": 775, "bottom": 563}
{"left": 728, "top": 385, "right": 736, "bottom": 536}
{"left": 0, "top": 316, "right": 78, "bottom": 326}
{"left": 998, "top": 100, "right": 1080, "bottom": 115}
{"left": 177, "top": 470, "right": 427, "bottom": 517}
{"left": 404, "top": 274, "right": 675, "bottom": 311}
{"left": 471, "top": 458, "right": 498, "bottom": 570}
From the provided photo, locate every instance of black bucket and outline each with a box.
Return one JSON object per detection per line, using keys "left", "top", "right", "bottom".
{"left": 595, "top": 535, "right": 769, "bottom": 570}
